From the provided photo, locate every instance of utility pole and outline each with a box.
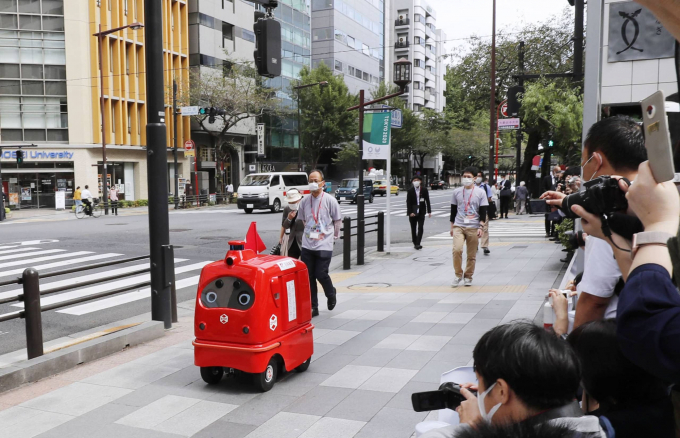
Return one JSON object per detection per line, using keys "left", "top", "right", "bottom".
{"left": 173, "top": 80, "right": 179, "bottom": 210}
{"left": 357, "top": 90, "right": 365, "bottom": 266}
{"left": 573, "top": 0, "right": 584, "bottom": 84}
{"left": 144, "top": 0, "right": 172, "bottom": 328}
{"left": 488, "top": 0, "right": 497, "bottom": 178}
{"left": 516, "top": 41, "right": 524, "bottom": 185}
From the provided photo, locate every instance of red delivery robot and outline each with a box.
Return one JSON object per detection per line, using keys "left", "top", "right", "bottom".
{"left": 193, "top": 241, "right": 314, "bottom": 392}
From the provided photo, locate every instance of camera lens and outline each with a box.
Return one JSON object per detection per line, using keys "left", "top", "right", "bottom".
{"left": 205, "top": 291, "right": 217, "bottom": 304}
{"left": 238, "top": 293, "right": 251, "bottom": 306}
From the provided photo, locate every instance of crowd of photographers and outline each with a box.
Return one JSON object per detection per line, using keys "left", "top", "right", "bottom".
{"left": 418, "top": 1, "right": 680, "bottom": 437}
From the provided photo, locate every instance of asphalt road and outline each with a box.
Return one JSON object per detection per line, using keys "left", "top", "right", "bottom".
{"left": 0, "top": 189, "right": 455, "bottom": 355}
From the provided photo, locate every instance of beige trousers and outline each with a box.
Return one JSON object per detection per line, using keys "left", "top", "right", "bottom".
{"left": 479, "top": 220, "right": 489, "bottom": 249}
{"left": 452, "top": 226, "right": 479, "bottom": 280}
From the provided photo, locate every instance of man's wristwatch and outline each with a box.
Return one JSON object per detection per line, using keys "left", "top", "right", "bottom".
{"left": 631, "top": 231, "right": 674, "bottom": 259}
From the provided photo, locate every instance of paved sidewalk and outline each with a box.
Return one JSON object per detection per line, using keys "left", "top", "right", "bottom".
{"left": 0, "top": 238, "right": 564, "bottom": 438}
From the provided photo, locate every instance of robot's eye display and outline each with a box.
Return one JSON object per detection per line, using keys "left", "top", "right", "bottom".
{"left": 200, "top": 277, "right": 254, "bottom": 310}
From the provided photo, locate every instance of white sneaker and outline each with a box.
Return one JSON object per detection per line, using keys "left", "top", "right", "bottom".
{"left": 464, "top": 278, "right": 473, "bottom": 287}
{"left": 451, "top": 277, "right": 462, "bottom": 288}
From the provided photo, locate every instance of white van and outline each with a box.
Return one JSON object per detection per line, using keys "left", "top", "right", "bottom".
{"left": 236, "top": 172, "right": 309, "bottom": 214}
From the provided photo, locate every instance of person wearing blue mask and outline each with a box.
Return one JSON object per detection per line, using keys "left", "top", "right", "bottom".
{"left": 420, "top": 322, "right": 606, "bottom": 438}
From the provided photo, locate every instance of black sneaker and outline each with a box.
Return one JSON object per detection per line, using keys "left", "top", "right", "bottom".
{"left": 483, "top": 248, "right": 490, "bottom": 255}
{"left": 327, "top": 289, "right": 337, "bottom": 311}
{"left": 312, "top": 307, "right": 319, "bottom": 317}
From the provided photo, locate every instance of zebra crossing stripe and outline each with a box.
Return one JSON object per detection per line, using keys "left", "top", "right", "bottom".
{"left": 0, "top": 249, "right": 64, "bottom": 262}
{"left": 0, "top": 251, "right": 94, "bottom": 269}
{"left": 58, "top": 273, "right": 206, "bottom": 315}
{"left": 0, "top": 247, "right": 41, "bottom": 256}
{"left": 11, "top": 261, "right": 210, "bottom": 309}
{"left": 0, "top": 253, "right": 122, "bottom": 280}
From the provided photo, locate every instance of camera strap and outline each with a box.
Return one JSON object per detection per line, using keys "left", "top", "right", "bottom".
{"left": 600, "top": 213, "right": 632, "bottom": 253}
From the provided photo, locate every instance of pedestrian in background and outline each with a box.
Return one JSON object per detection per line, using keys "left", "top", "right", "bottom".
{"left": 476, "top": 172, "right": 493, "bottom": 255}
{"left": 81, "top": 185, "right": 93, "bottom": 216}
{"left": 73, "top": 186, "right": 82, "bottom": 213}
{"left": 226, "top": 183, "right": 234, "bottom": 203}
{"left": 406, "top": 175, "right": 431, "bottom": 250}
{"left": 108, "top": 185, "right": 118, "bottom": 216}
{"left": 280, "top": 189, "right": 304, "bottom": 259}
{"left": 450, "top": 167, "right": 488, "bottom": 287}
{"left": 499, "top": 179, "right": 512, "bottom": 219}
{"left": 297, "top": 170, "right": 342, "bottom": 317}
{"left": 514, "top": 181, "right": 528, "bottom": 215}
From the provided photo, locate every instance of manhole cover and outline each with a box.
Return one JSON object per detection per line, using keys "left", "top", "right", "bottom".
{"left": 511, "top": 246, "right": 529, "bottom": 249}
{"left": 414, "top": 256, "right": 439, "bottom": 262}
{"left": 106, "top": 223, "right": 127, "bottom": 226}
{"left": 200, "top": 236, "right": 232, "bottom": 240}
{"left": 170, "top": 229, "right": 191, "bottom": 232}
{"left": 348, "top": 283, "right": 391, "bottom": 290}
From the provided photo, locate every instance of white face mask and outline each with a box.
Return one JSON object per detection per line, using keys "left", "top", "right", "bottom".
{"left": 308, "top": 182, "right": 320, "bottom": 191}
{"left": 462, "top": 177, "right": 474, "bottom": 187}
{"left": 413, "top": 181, "right": 420, "bottom": 188}
{"left": 476, "top": 177, "right": 482, "bottom": 185}
{"left": 289, "top": 202, "right": 299, "bottom": 211}
{"left": 581, "top": 155, "right": 599, "bottom": 182}
{"left": 477, "top": 382, "right": 502, "bottom": 423}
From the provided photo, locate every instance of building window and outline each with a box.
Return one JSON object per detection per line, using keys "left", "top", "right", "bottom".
{"left": 109, "top": 41, "right": 113, "bottom": 72}
{"left": 414, "top": 59, "right": 422, "bottom": 68}
{"left": 312, "top": 0, "right": 333, "bottom": 11}
{"left": 355, "top": 68, "right": 362, "bottom": 79}
{"left": 222, "top": 22, "right": 233, "bottom": 41}
{"left": 312, "top": 27, "right": 332, "bottom": 41}
{"left": 334, "top": 59, "right": 342, "bottom": 72}
{"left": 124, "top": 0, "right": 128, "bottom": 15}
{"left": 362, "top": 43, "right": 369, "bottom": 56}
{"left": 348, "top": 65, "right": 355, "bottom": 76}
{"left": 414, "top": 14, "right": 422, "bottom": 22}
{"left": 128, "top": 112, "right": 131, "bottom": 134}
{"left": 241, "top": 29, "right": 255, "bottom": 43}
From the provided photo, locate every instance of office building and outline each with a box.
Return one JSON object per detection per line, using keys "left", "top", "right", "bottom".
{"left": 0, "top": 0, "right": 191, "bottom": 209}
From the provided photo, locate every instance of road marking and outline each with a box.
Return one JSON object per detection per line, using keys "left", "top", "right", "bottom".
{"left": 0, "top": 249, "right": 64, "bottom": 262}
{"left": 0, "top": 239, "right": 60, "bottom": 246}
{"left": 0, "top": 251, "right": 94, "bottom": 269}
{"left": 12, "top": 260, "right": 206, "bottom": 309}
{"left": 59, "top": 270, "right": 208, "bottom": 315}
{"left": 0, "top": 247, "right": 41, "bottom": 256}
{"left": 0, "top": 253, "right": 121, "bottom": 279}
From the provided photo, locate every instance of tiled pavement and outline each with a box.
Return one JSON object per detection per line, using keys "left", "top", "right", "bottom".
{"left": 0, "top": 238, "right": 565, "bottom": 438}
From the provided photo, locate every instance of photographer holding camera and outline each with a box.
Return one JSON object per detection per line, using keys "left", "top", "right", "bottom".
{"left": 419, "top": 322, "right": 606, "bottom": 438}
{"left": 540, "top": 116, "right": 647, "bottom": 329}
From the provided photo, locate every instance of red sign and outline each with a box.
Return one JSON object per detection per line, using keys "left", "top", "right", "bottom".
{"left": 500, "top": 102, "right": 508, "bottom": 118}
{"left": 184, "top": 140, "right": 195, "bottom": 151}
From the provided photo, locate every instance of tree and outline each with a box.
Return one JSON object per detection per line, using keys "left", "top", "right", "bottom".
{"left": 412, "top": 110, "right": 452, "bottom": 171}
{"left": 447, "top": 111, "right": 489, "bottom": 173}
{"left": 298, "top": 62, "right": 357, "bottom": 169}
{"left": 178, "top": 58, "right": 280, "bottom": 167}
{"left": 332, "top": 142, "right": 359, "bottom": 171}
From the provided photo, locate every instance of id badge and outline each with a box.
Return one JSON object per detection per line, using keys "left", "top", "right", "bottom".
{"left": 464, "top": 218, "right": 471, "bottom": 224}
{"left": 310, "top": 232, "right": 320, "bottom": 239}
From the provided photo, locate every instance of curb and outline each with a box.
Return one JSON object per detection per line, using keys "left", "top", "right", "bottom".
{"left": 330, "top": 247, "right": 378, "bottom": 272}
{"left": 0, "top": 320, "right": 164, "bottom": 394}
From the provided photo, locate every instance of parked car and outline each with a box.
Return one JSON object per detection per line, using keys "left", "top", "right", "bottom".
{"left": 373, "top": 180, "right": 399, "bottom": 196}
{"left": 336, "top": 178, "right": 374, "bottom": 204}
{"left": 430, "top": 180, "right": 449, "bottom": 190}
{"left": 237, "top": 172, "right": 309, "bottom": 214}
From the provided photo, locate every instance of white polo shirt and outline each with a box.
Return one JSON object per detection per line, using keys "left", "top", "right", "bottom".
{"left": 577, "top": 236, "right": 621, "bottom": 318}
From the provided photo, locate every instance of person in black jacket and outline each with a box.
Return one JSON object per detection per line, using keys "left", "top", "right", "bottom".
{"left": 543, "top": 166, "right": 562, "bottom": 237}
{"left": 406, "top": 175, "right": 431, "bottom": 250}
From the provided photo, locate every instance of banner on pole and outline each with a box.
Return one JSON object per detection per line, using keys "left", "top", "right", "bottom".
{"left": 257, "top": 123, "right": 265, "bottom": 157}
{"left": 362, "top": 112, "right": 391, "bottom": 160}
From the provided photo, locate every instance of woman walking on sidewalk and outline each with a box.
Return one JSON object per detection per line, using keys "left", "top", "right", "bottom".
{"left": 280, "top": 189, "right": 304, "bottom": 259}
{"left": 108, "top": 185, "right": 118, "bottom": 216}
{"left": 499, "top": 179, "right": 512, "bottom": 218}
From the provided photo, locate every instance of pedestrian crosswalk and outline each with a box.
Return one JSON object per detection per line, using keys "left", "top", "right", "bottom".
{"left": 339, "top": 206, "right": 452, "bottom": 218}
{"left": 0, "top": 240, "right": 208, "bottom": 318}
{"left": 427, "top": 219, "right": 546, "bottom": 240}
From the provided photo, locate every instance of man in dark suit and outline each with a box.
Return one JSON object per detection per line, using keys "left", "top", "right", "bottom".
{"left": 406, "top": 175, "right": 431, "bottom": 250}
{"left": 542, "top": 166, "right": 562, "bottom": 238}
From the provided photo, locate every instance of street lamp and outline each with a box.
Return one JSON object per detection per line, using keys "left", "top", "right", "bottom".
{"left": 93, "top": 22, "right": 144, "bottom": 215}
{"left": 293, "top": 81, "right": 328, "bottom": 171}
{"left": 346, "top": 57, "right": 412, "bottom": 264}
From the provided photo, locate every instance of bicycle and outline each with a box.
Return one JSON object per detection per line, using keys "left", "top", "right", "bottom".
{"left": 75, "top": 199, "right": 102, "bottom": 219}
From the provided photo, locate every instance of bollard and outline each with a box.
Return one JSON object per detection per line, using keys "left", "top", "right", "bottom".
{"left": 343, "top": 216, "right": 351, "bottom": 270}
{"left": 161, "top": 244, "right": 175, "bottom": 329}
{"left": 22, "top": 268, "right": 43, "bottom": 359}
{"left": 377, "top": 212, "right": 384, "bottom": 252}
{"left": 357, "top": 216, "right": 365, "bottom": 266}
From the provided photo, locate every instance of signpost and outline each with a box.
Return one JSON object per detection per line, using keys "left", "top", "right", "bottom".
{"left": 500, "top": 102, "right": 508, "bottom": 118}
{"left": 184, "top": 139, "right": 195, "bottom": 158}
{"left": 257, "top": 123, "right": 265, "bottom": 157}
{"left": 180, "top": 106, "right": 199, "bottom": 116}
{"left": 498, "top": 118, "right": 521, "bottom": 130}
{"left": 382, "top": 105, "right": 403, "bottom": 128}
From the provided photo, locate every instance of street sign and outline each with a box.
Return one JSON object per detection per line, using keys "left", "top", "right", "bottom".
{"left": 184, "top": 140, "right": 195, "bottom": 158}
{"left": 500, "top": 102, "right": 508, "bottom": 118}
{"left": 382, "top": 105, "right": 402, "bottom": 128}
{"left": 180, "top": 106, "right": 199, "bottom": 116}
{"left": 498, "top": 118, "right": 520, "bottom": 130}
{"left": 257, "top": 124, "right": 265, "bottom": 157}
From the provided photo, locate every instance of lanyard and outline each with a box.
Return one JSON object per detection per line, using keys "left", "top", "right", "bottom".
{"left": 311, "top": 193, "right": 324, "bottom": 224}
{"left": 463, "top": 187, "right": 475, "bottom": 213}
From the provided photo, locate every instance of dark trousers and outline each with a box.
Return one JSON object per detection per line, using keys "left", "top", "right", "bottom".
{"left": 500, "top": 196, "right": 511, "bottom": 217}
{"left": 300, "top": 248, "right": 335, "bottom": 309}
{"left": 82, "top": 199, "right": 92, "bottom": 215}
{"left": 288, "top": 239, "right": 301, "bottom": 259}
{"left": 409, "top": 215, "right": 425, "bottom": 245}
{"left": 110, "top": 200, "right": 118, "bottom": 215}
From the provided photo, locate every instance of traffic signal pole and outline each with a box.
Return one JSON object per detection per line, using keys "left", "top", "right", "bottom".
{"left": 144, "top": 0, "right": 172, "bottom": 328}
{"left": 173, "top": 80, "right": 179, "bottom": 210}
{"left": 488, "top": 0, "right": 497, "bottom": 178}
{"left": 516, "top": 42, "right": 524, "bottom": 184}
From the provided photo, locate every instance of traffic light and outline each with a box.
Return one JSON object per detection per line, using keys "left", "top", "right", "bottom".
{"left": 253, "top": 16, "right": 281, "bottom": 78}
{"left": 16, "top": 150, "right": 23, "bottom": 164}
{"left": 507, "top": 86, "right": 524, "bottom": 117}
{"left": 548, "top": 139, "right": 554, "bottom": 147}
{"left": 209, "top": 107, "right": 216, "bottom": 124}
{"left": 199, "top": 107, "right": 209, "bottom": 116}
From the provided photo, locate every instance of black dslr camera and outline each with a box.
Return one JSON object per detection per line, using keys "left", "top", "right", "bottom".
{"left": 564, "top": 230, "right": 586, "bottom": 250}
{"left": 412, "top": 382, "right": 478, "bottom": 412}
{"left": 560, "top": 176, "right": 628, "bottom": 219}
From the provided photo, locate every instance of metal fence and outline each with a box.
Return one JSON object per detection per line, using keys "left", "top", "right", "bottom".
{"left": 340, "top": 212, "right": 384, "bottom": 270}
{"left": 0, "top": 249, "right": 177, "bottom": 360}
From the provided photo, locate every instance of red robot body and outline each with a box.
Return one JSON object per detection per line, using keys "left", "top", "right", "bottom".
{"left": 193, "top": 241, "right": 314, "bottom": 391}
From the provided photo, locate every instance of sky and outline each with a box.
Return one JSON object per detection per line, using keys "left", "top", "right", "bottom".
{"left": 423, "top": 0, "right": 575, "bottom": 64}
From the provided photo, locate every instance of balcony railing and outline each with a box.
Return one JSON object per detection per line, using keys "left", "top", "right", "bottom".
{"left": 395, "top": 40, "right": 410, "bottom": 49}
{"left": 395, "top": 18, "right": 410, "bottom": 26}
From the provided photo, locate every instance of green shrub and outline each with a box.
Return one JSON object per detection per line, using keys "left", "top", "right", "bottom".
{"left": 5, "top": 207, "right": 9, "bottom": 214}
{"left": 168, "top": 196, "right": 174, "bottom": 204}
{"left": 137, "top": 199, "right": 148, "bottom": 207}
{"left": 556, "top": 219, "right": 575, "bottom": 251}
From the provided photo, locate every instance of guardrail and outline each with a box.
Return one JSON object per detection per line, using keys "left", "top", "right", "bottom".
{"left": 0, "top": 249, "right": 178, "bottom": 360}
{"left": 340, "top": 212, "right": 384, "bottom": 270}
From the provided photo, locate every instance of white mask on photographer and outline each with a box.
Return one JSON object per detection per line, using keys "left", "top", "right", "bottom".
{"left": 462, "top": 177, "right": 474, "bottom": 187}
{"left": 413, "top": 181, "right": 420, "bottom": 188}
{"left": 476, "top": 177, "right": 482, "bottom": 185}
{"left": 477, "top": 382, "right": 502, "bottom": 423}
{"left": 581, "top": 154, "right": 600, "bottom": 182}
{"left": 289, "top": 203, "right": 299, "bottom": 211}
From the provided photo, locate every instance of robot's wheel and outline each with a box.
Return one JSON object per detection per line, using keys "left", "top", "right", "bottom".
{"left": 200, "top": 366, "right": 224, "bottom": 385}
{"left": 295, "top": 357, "right": 311, "bottom": 373}
{"left": 254, "top": 357, "right": 278, "bottom": 392}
